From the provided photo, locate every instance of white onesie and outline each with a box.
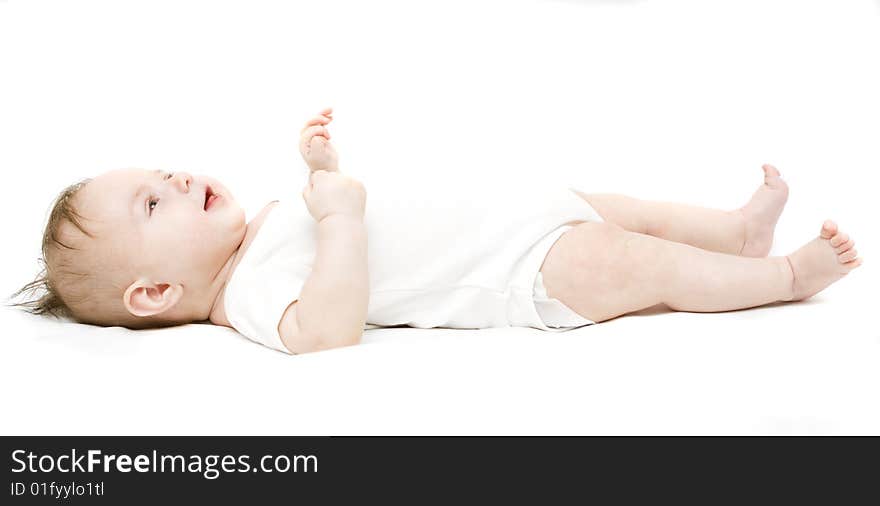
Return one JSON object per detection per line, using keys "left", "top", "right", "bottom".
{"left": 223, "top": 182, "right": 604, "bottom": 353}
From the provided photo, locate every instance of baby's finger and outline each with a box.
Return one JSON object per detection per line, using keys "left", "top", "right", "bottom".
{"left": 301, "top": 118, "right": 328, "bottom": 131}
{"left": 300, "top": 124, "right": 330, "bottom": 140}
{"left": 300, "top": 119, "right": 329, "bottom": 135}
{"left": 301, "top": 115, "right": 331, "bottom": 131}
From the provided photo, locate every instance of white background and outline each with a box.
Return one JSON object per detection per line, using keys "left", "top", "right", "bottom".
{"left": 1, "top": 0, "right": 878, "bottom": 434}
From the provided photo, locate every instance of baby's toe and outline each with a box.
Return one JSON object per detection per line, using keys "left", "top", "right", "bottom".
{"left": 821, "top": 220, "right": 837, "bottom": 239}
{"left": 846, "top": 258, "right": 864, "bottom": 269}
{"left": 835, "top": 238, "right": 855, "bottom": 254}
{"left": 839, "top": 248, "right": 859, "bottom": 263}
{"left": 830, "top": 232, "right": 850, "bottom": 248}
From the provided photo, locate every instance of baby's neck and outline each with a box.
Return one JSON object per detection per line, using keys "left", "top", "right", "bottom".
{"left": 206, "top": 247, "right": 241, "bottom": 328}
{"left": 206, "top": 200, "right": 281, "bottom": 328}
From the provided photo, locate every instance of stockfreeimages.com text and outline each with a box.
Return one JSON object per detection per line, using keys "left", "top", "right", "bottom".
{"left": 11, "top": 449, "right": 317, "bottom": 480}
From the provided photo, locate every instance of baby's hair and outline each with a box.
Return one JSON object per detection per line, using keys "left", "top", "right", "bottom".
{"left": 6, "top": 178, "right": 94, "bottom": 320}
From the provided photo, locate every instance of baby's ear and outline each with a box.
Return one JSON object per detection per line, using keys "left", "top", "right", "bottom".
{"left": 123, "top": 279, "right": 184, "bottom": 317}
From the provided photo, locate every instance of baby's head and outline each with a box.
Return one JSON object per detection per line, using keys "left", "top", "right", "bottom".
{"left": 10, "top": 168, "right": 247, "bottom": 329}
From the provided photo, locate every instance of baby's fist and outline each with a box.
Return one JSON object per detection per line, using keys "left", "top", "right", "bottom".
{"left": 299, "top": 107, "right": 339, "bottom": 173}
{"left": 301, "top": 170, "right": 366, "bottom": 223}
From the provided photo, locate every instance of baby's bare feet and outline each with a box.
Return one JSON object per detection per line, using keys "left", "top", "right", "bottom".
{"left": 783, "top": 220, "right": 863, "bottom": 302}
{"left": 737, "top": 164, "right": 789, "bottom": 257}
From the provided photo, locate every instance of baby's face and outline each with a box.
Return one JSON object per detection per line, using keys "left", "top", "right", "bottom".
{"left": 77, "top": 168, "right": 247, "bottom": 299}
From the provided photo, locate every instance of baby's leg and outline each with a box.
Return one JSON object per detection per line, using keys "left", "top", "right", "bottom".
{"left": 540, "top": 219, "right": 860, "bottom": 323}
{"left": 575, "top": 165, "right": 788, "bottom": 257}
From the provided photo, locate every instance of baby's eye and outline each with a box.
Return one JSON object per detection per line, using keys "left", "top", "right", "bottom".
{"left": 164, "top": 172, "right": 174, "bottom": 180}
{"left": 148, "top": 198, "right": 159, "bottom": 213}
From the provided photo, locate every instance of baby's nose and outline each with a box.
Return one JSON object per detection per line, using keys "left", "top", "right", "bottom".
{"left": 171, "top": 171, "right": 192, "bottom": 192}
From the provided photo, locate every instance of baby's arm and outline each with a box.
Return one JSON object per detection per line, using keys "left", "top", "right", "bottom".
{"left": 280, "top": 170, "right": 368, "bottom": 353}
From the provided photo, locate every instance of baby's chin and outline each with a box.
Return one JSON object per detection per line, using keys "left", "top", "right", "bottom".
{"left": 223, "top": 212, "right": 248, "bottom": 251}
{"left": 229, "top": 206, "right": 247, "bottom": 233}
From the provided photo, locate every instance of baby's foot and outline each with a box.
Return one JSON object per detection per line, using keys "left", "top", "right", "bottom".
{"left": 737, "top": 164, "right": 789, "bottom": 257}
{"left": 782, "top": 220, "right": 863, "bottom": 302}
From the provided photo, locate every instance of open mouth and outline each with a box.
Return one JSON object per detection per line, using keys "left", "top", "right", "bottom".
{"left": 204, "top": 186, "right": 218, "bottom": 211}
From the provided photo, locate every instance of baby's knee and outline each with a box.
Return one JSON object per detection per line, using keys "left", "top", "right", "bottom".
{"left": 542, "top": 221, "right": 665, "bottom": 322}
{"left": 546, "top": 221, "right": 651, "bottom": 290}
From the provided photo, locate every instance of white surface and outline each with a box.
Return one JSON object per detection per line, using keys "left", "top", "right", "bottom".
{"left": 1, "top": 0, "right": 878, "bottom": 435}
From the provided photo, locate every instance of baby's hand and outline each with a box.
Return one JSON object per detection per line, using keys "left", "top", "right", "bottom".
{"left": 302, "top": 170, "right": 366, "bottom": 223}
{"left": 299, "top": 107, "right": 339, "bottom": 173}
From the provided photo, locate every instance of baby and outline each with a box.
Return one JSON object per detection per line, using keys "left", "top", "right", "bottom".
{"left": 9, "top": 108, "right": 863, "bottom": 354}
